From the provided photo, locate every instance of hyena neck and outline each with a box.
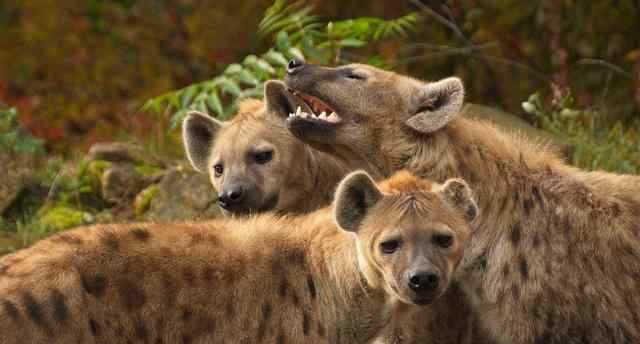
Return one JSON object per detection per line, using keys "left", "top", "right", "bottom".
{"left": 306, "top": 147, "right": 354, "bottom": 208}
{"left": 402, "top": 116, "right": 565, "bottom": 267}
{"left": 302, "top": 215, "right": 394, "bottom": 343}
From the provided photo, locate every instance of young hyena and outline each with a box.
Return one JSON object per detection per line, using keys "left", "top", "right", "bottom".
{"left": 182, "top": 80, "right": 355, "bottom": 216}
{"left": 0, "top": 170, "right": 476, "bottom": 344}
{"left": 281, "top": 59, "right": 640, "bottom": 344}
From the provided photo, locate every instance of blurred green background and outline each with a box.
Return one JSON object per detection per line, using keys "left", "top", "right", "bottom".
{"left": 0, "top": 0, "right": 639, "bottom": 252}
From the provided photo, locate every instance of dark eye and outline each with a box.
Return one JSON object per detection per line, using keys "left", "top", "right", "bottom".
{"left": 380, "top": 239, "right": 402, "bottom": 254}
{"left": 433, "top": 233, "right": 454, "bottom": 248}
{"left": 213, "top": 164, "right": 223, "bottom": 177}
{"left": 346, "top": 73, "right": 366, "bottom": 80}
{"left": 254, "top": 151, "right": 273, "bottom": 164}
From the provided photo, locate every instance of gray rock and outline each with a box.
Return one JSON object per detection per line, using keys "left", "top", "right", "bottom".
{"left": 101, "top": 164, "right": 145, "bottom": 203}
{"left": 88, "top": 142, "right": 165, "bottom": 166}
{"left": 0, "top": 153, "right": 35, "bottom": 215}
{"left": 142, "top": 168, "right": 221, "bottom": 222}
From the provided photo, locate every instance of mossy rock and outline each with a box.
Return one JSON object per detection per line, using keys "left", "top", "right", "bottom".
{"left": 36, "top": 205, "right": 92, "bottom": 232}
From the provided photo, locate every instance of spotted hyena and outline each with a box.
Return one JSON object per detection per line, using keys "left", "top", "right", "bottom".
{"left": 0, "top": 170, "right": 476, "bottom": 344}
{"left": 282, "top": 59, "right": 640, "bottom": 343}
{"left": 182, "top": 81, "right": 355, "bottom": 216}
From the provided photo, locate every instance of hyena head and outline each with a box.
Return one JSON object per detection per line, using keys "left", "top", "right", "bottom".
{"left": 333, "top": 170, "right": 477, "bottom": 306}
{"left": 283, "top": 59, "right": 465, "bottom": 171}
{"left": 182, "top": 81, "right": 317, "bottom": 216}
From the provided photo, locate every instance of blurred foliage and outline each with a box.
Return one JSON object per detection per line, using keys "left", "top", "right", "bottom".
{"left": 523, "top": 92, "right": 640, "bottom": 174}
{"left": 0, "top": 107, "right": 45, "bottom": 155}
{"left": 0, "top": 0, "right": 638, "bottom": 169}
{"left": 143, "top": 0, "right": 419, "bottom": 128}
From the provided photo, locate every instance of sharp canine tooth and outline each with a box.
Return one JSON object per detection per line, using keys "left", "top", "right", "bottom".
{"left": 319, "top": 112, "right": 327, "bottom": 120}
{"left": 296, "top": 106, "right": 302, "bottom": 116}
{"left": 327, "top": 112, "right": 339, "bottom": 123}
{"left": 300, "top": 112, "right": 308, "bottom": 118}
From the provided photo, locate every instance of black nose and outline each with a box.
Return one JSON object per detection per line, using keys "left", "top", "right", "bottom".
{"left": 409, "top": 272, "right": 439, "bottom": 292}
{"left": 219, "top": 185, "right": 245, "bottom": 208}
{"left": 287, "top": 58, "right": 305, "bottom": 75}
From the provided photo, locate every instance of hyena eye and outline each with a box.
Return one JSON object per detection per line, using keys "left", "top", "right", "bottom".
{"left": 254, "top": 151, "right": 273, "bottom": 165}
{"left": 433, "top": 233, "right": 454, "bottom": 248}
{"left": 213, "top": 164, "right": 224, "bottom": 177}
{"left": 380, "top": 239, "right": 402, "bottom": 254}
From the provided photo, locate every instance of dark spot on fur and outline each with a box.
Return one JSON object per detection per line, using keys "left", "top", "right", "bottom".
{"left": 52, "top": 233, "right": 83, "bottom": 245}
{"left": 466, "top": 205, "right": 477, "bottom": 219}
{"left": 3, "top": 300, "right": 20, "bottom": 322}
{"left": 302, "top": 311, "right": 311, "bottom": 336}
{"left": 306, "top": 275, "right": 317, "bottom": 299}
{"left": 161, "top": 272, "right": 178, "bottom": 306}
{"left": 131, "top": 227, "right": 151, "bottom": 241}
{"left": 202, "top": 266, "right": 214, "bottom": 283}
{"left": 523, "top": 198, "right": 534, "bottom": 214}
{"left": 189, "top": 232, "right": 205, "bottom": 245}
{"left": 510, "top": 222, "right": 521, "bottom": 246}
{"left": 22, "top": 292, "right": 49, "bottom": 331}
{"left": 532, "top": 186, "right": 543, "bottom": 206}
{"left": 502, "top": 265, "right": 510, "bottom": 277}
{"left": 135, "top": 319, "right": 148, "bottom": 340}
{"left": 50, "top": 289, "right": 68, "bottom": 324}
{"left": 291, "top": 289, "right": 300, "bottom": 306}
{"left": 513, "top": 189, "right": 520, "bottom": 203}
{"left": 184, "top": 267, "right": 196, "bottom": 285}
{"left": 257, "top": 303, "right": 272, "bottom": 340}
{"left": 182, "top": 334, "right": 192, "bottom": 344}
{"left": 276, "top": 331, "right": 286, "bottom": 344}
{"left": 119, "top": 279, "right": 146, "bottom": 310}
{"left": 89, "top": 318, "right": 99, "bottom": 336}
{"left": 225, "top": 301, "right": 235, "bottom": 318}
{"left": 81, "top": 273, "right": 108, "bottom": 298}
{"left": 533, "top": 233, "right": 541, "bottom": 248}
{"left": 317, "top": 322, "right": 326, "bottom": 338}
{"left": 511, "top": 285, "right": 520, "bottom": 300}
{"left": 182, "top": 308, "right": 192, "bottom": 321}
{"left": 278, "top": 276, "right": 288, "bottom": 298}
{"left": 287, "top": 248, "right": 306, "bottom": 266}
{"left": 519, "top": 256, "right": 529, "bottom": 281}
{"left": 99, "top": 230, "right": 120, "bottom": 251}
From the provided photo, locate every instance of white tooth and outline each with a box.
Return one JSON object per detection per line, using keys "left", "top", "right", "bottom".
{"left": 327, "top": 112, "right": 339, "bottom": 122}
{"left": 300, "top": 111, "right": 308, "bottom": 118}
{"left": 289, "top": 113, "right": 294, "bottom": 118}
{"left": 319, "top": 112, "right": 327, "bottom": 120}
{"left": 296, "top": 106, "right": 302, "bottom": 116}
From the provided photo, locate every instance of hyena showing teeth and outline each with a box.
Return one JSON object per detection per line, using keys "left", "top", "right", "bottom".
{"left": 0, "top": 171, "right": 475, "bottom": 344}
{"left": 284, "top": 60, "right": 640, "bottom": 344}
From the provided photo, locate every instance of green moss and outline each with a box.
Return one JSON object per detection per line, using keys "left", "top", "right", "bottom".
{"left": 135, "top": 164, "right": 164, "bottom": 177}
{"left": 134, "top": 185, "right": 160, "bottom": 217}
{"left": 37, "top": 205, "right": 90, "bottom": 232}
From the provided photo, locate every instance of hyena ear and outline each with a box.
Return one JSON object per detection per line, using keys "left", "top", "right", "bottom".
{"left": 438, "top": 178, "right": 478, "bottom": 221}
{"left": 182, "top": 111, "right": 224, "bottom": 172}
{"left": 406, "top": 77, "right": 465, "bottom": 134}
{"left": 334, "top": 171, "right": 383, "bottom": 233}
{"left": 264, "top": 80, "right": 291, "bottom": 122}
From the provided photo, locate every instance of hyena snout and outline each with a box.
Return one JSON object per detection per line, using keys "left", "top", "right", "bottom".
{"left": 218, "top": 184, "right": 247, "bottom": 209}
{"left": 408, "top": 270, "right": 440, "bottom": 293}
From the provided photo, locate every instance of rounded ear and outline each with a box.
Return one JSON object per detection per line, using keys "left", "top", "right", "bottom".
{"left": 264, "top": 80, "right": 291, "bottom": 122}
{"left": 333, "top": 171, "right": 383, "bottom": 233}
{"left": 438, "top": 178, "right": 478, "bottom": 221}
{"left": 406, "top": 77, "right": 465, "bottom": 133}
{"left": 182, "top": 111, "right": 224, "bottom": 172}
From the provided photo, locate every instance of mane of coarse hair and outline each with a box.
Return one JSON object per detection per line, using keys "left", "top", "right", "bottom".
{"left": 377, "top": 170, "right": 435, "bottom": 196}
{"left": 229, "top": 98, "right": 266, "bottom": 122}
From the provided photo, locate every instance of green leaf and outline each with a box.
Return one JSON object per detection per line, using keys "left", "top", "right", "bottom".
{"left": 220, "top": 78, "right": 242, "bottom": 97}
{"left": 224, "top": 63, "right": 243, "bottom": 75}
{"left": 264, "top": 49, "right": 289, "bottom": 67}
{"left": 275, "top": 31, "right": 291, "bottom": 51}
{"left": 169, "top": 109, "right": 188, "bottom": 131}
{"left": 287, "top": 47, "right": 305, "bottom": 61}
{"left": 255, "top": 58, "right": 276, "bottom": 74}
{"left": 181, "top": 86, "right": 197, "bottom": 107}
{"left": 237, "top": 69, "right": 260, "bottom": 86}
{"left": 337, "top": 38, "right": 367, "bottom": 48}
{"left": 206, "top": 91, "right": 224, "bottom": 117}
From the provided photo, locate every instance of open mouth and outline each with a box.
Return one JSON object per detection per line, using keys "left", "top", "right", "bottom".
{"left": 286, "top": 89, "right": 343, "bottom": 126}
